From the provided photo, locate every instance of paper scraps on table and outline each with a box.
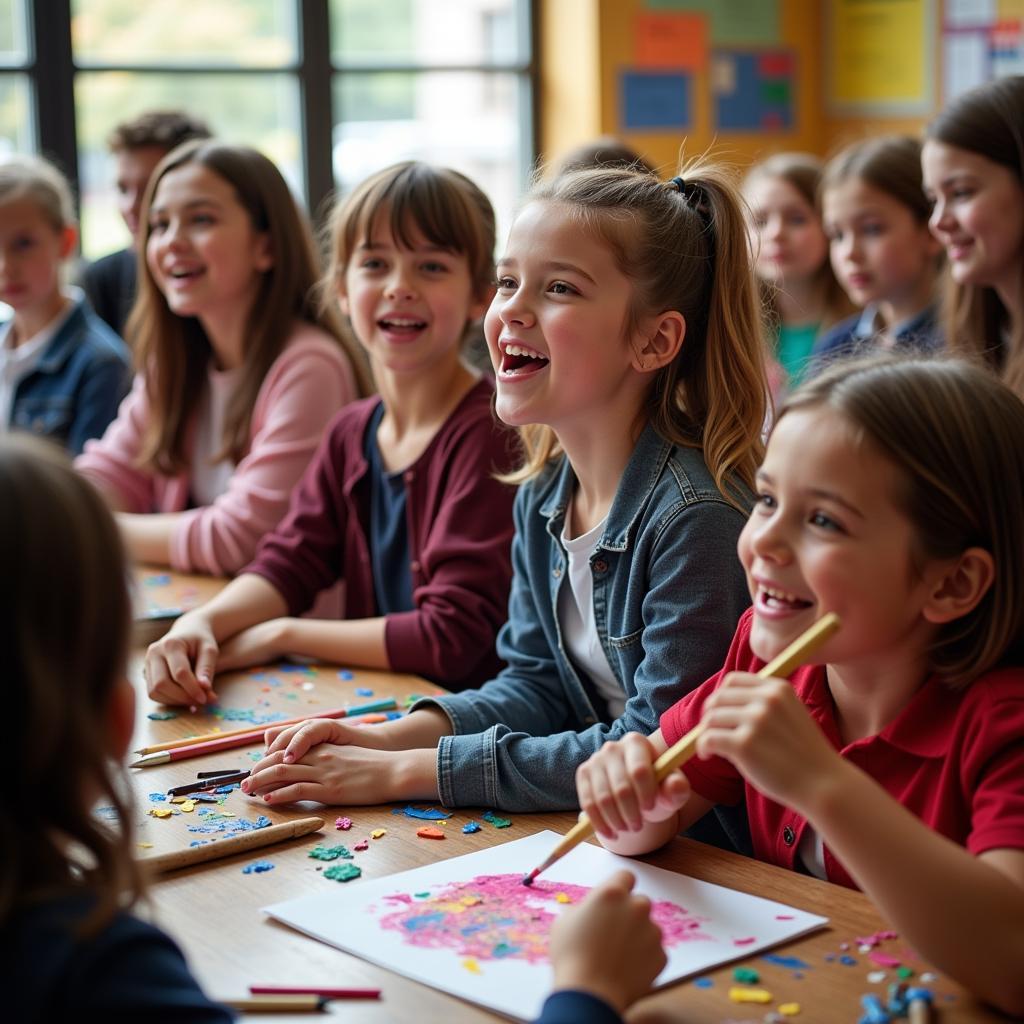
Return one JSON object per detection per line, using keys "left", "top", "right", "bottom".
{"left": 324, "top": 863, "right": 362, "bottom": 882}
{"left": 354, "top": 839, "right": 369, "bottom": 851}
{"left": 371, "top": 829, "right": 387, "bottom": 840}
{"left": 729, "top": 987, "right": 772, "bottom": 1004}
{"left": 338, "top": 670, "right": 354, "bottom": 681}
{"left": 393, "top": 805, "right": 448, "bottom": 821}
{"left": 355, "top": 687, "right": 373, "bottom": 696}
{"left": 762, "top": 954, "right": 809, "bottom": 970}
{"left": 417, "top": 826, "right": 445, "bottom": 840}
{"left": 187, "top": 813, "right": 271, "bottom": 838}
{"left": 481, "top": 810, "right": 511, "bottom": 828}
{"left": 243, "top": 860, "right": 275, "bottom": 874}
{"left": 147, "top": 710, "right": 178, "bottom": 720}
{"left": 462, "top": 822, "right": 481, "bottom": 834}
{"left": 734, "top": 967, "right": 760, "bottom": 984}
{"left": 309, "top": 845, "right": 354, "bottom": 862}
{"left": 336, "top": 817, "right": 352, "bottom": 830}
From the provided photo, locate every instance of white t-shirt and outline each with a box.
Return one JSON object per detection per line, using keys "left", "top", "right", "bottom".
{"left": 559, "top": 504, "right": 627, "bottom": 719}
{"left": 797, "top": 825, "right": 827, "bottom": 880}
{"left": 190, "top": 362, "right": 241, "bottom": 507}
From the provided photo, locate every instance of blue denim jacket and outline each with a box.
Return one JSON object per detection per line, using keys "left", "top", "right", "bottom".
{"left": 7, "top": 295, "right": 130, "bottom": 455}
{"left": 415, "top": 423, "right": 753, "bottom": 812}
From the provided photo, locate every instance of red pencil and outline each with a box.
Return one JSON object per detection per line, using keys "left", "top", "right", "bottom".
{"left": 248, "top": 985, "right": 380, "bottom": 999}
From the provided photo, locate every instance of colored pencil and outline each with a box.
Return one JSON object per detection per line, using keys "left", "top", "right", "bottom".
{"left": 522, "top": 612, "right": 841, "bottom": 885}
{"left": 223, "top": 994, "right": 327, "bottom": 1013}
{"left": 248, "top": 986, "right": 380, "bottom": 999}
{"left": 140, "top": 815, "right": 324, "bottom": 873}
{"left": 166, "top": 770, "right": 250, "bottom": 797}
{"left": 131, "top": 698, "right": 398, "bottom": 764}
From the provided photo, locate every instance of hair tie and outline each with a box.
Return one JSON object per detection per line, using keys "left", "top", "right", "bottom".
{"left": 670, "top": 175, "right": 686, "bottom": 193}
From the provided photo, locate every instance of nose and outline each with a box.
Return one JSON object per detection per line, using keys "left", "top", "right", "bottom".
{"left": 496, "top": 284, "right": 534, "bottom": 329}
{"left": 836, "top": 232, "right": 859, "bottom": 263}
{"left": 765, "top": 214, "right": 785, "bottom": 240}
{"left": 385, "top": 265, "right": 418, "bottom": 301}
{"left": 749, "top": 507, "right": 792, "bottom": 565}
{"left": 929, "top": 197, "right": 954, "bottom": 237}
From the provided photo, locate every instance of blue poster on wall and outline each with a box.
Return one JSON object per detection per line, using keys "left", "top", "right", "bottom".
{"left": 621, "top": 70, "right": 692, "bottom": 130}
{"left": 713, "top": 50, "right": 795, "bottom": 132}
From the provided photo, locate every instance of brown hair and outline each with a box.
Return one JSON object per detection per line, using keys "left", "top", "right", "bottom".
{"left": 926, "top": 76, "right": 1024, "bottom": 395}
{"left": 779, "top": 355, "right": 1024, "bottom": 688}
{"left": 821, "top": 135, "right": 932, "bottom": 223}
{"left": 0, "top": 154, "right": 76, "bottom": 232}
{"left": 504, "top": 158, "right": 767, "bottom": 506}
{"left": 0, "top": 434, "right": 142, "bottom": 933}
{"left": 107, "top": 109, "right": 211, "bottom": 154}
{"left": 744, "top": 152, "right": 855, "bottom": 335}
{"left": 552, "top": 137, "right": 657, "bottom": 179}
{"left": 326, "top": 160, "right": 496, "bottom": 316}
{"left": 130, "top": 140, "right": 370, "bottom": 474}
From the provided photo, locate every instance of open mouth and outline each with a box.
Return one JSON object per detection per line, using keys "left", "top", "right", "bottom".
{"left": 169, "top": 268, "right": 204, "bottom": 281}
{"left": 758, "top": 585, "right": 813, "bottom": 612}
{"left": 500, "top": 342, "right": 550, "bottom": 376}
{"left": 379, "top": 317, "right": 427, "bottom": 336}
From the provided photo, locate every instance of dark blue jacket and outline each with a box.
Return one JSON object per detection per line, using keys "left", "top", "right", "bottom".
{"left": 7, "top": 295, "right": 130, "bottom": 454}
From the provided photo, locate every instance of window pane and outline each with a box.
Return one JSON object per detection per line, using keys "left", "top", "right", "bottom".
{"left": 331, "top": 0, "right": 526, "bottom": 66}
{"left": 333, "top": 71, "right": 524, "bottom": 243}
{"left": 71, "top": 0, "right": 298, "bottom": 68}
{"left": 0, "top": 73, "right": 32, "bottom": 154}
{"left": 76, "top": 72, "right": 302, "bottom": 260}
{"left": 0, "top": 0, "right": 28, "bottom": 65}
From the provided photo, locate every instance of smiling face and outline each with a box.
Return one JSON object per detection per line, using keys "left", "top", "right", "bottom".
{"left": 145, "top": 161, "right": 272, "bottom": 323}
{"left": 745, "top": 175, "right": 829, "bottom": 288}
{"left": 823, "top": 178, "right": 939, "bottom": 314}
{"left": 0, "top": 197, "right": 73, "bottom": 320}
{"left": 738, "top": 405, "right": 941, "bottom": 670}
{"left": 338, "top": 212, "right": 485, "bottom": 377}
{"left": 922, "top": 140, "right": 1024, "bottom": 298}
{"left": 485, "top": 200, "right": 646, "bottom": 434}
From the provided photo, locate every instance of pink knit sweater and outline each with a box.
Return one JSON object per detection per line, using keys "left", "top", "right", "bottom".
{"left": 76, "top": 324, "right": 359, "bottom": 576}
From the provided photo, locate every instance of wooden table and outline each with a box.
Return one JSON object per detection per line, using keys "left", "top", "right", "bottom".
{"left": 132, "top": 563, "right": 229, "bottom": 645}
{"left": 126, "top": 578, "right": 1004, "bottom": 1023}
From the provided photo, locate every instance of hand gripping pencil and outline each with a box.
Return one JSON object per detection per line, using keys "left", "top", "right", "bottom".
{"left": 522, "top": 612, "right": 841, "bottom": 885}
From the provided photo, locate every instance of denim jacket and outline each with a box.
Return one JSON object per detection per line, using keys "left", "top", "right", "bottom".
{"left": 7, "top": 295, "right": 130, "bottom": 455}
{"left": 414, "top": 423, "right": 753, "bottom": 812}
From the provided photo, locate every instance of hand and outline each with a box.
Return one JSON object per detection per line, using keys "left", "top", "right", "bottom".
{"left": 216, "top": 619, "right": 289, "bottom": 672}
{"left": 697, "top": 671, "right": 842, "bottom": 811}
{"left": 575, "top": 732, "right": 691, "bottom": 840}
{"left": 549, "top": 870, "right": 667, "bottom": 1014}
{"left": 144, "top": 613, "right": 219, "bottom": 707}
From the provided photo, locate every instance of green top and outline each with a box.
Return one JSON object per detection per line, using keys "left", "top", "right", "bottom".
{"left": 776, "top": 322, "right": 819, "bottom": 388}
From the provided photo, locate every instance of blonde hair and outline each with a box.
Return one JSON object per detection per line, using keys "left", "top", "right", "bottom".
{"left": 780, "top": 355, "right": 1024, "bottom": 688}
{"left": 505, "top": 159, "right": 767, "bottom": 506}
{"left": 130, "top": 140, "right": 371, "bottom": 476}
{"left": 0, "top": 435, "right": 142, "bottom": 934}
{"left": 0, "top": 154, "right": 76, "bottom": 232}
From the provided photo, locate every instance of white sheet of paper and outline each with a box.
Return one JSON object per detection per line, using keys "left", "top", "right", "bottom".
{"left": 264, "top": 831, "right": 828, "bottom": 1021}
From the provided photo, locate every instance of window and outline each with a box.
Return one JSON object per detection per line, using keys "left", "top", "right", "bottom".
{"left": 23, "top": 1, "right": 534, "bottom": 259}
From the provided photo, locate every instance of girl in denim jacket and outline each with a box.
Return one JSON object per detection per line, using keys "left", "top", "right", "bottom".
{"left": 239, "top": 161, "right": 768, "bottom": 819}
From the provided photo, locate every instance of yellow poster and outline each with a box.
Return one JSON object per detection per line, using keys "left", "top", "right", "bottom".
{"left": 828, "top": 0, "right": 934, "bottom": 112}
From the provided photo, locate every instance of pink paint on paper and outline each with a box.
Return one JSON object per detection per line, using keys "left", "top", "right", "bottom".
{"left": 732, "top": 937, "right": 757, "bottom": 946}
{"left": 377, "top": 874, "right": 711, "bottom": 965}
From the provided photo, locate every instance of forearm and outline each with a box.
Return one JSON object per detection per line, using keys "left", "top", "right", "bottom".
{"left": 118, "top": 512, "right": 183, "bottom": 565}
{"left": 279, "top": 616, "right": 389, "bottom": 671}
{"left": 596, "top": 811, "right": 685, "bottom": 856}
{"left": 184, "top": 573, "right": 288, "bottom": 643}
{"left": 804, "top": 761, "right": 1024, "bottom": 1014}
{"left": 366, "top": 706, "right": 454, "bottom": 751}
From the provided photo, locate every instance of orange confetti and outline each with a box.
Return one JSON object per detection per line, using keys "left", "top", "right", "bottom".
{"left": 416, "top": 826, "right": 445, "bottom": 840}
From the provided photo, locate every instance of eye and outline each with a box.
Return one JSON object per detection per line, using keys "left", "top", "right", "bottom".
{"left": 11, "top": 235, "right": 35, "bottom": 252}
{"left": 191, "top": 213, "right": 215, "bottom": 227}
{"left": 549, "top": 280, "right": 577, "bottom": 296}
{"left": 754, "top": 491, "right": 776, "bottom": 512}
{"left": 495, "top": 275, "right": 517, "bottom": 291}
{"left": 421, "top": 260, "right": 449, "bottom": 274}
{"left": 148, "top": 218, "right": 168, "bottom": 234}
{"left": 360, "top": 257, "right": 385, "bottom": 271}
{"left": 810, "top": 511, "right": 842, "bottom": 532}
{"left": 861, "top": 221, "right": 885, "bottom": 237}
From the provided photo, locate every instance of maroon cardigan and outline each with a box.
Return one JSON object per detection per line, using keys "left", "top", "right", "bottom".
{"left": 245, "top": 379, "right": 519, "bottom": 691}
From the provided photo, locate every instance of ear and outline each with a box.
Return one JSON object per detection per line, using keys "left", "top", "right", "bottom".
{"left": 922, "top": 547, "right": 995, "bottom": 625}
{"left": 253, "top": 232, "right": 274, "bottom": 273}
{"left": 106, "top": 677, "right": 137, "bottom": 762}
{"left": 58, "top": 225, "right": 77, "bottom": 261}
{"left": 468, "top": 282, "right": 496, "bottom": 323}
{"left": 630, "top": 311, "right": 686, "bottom": 374}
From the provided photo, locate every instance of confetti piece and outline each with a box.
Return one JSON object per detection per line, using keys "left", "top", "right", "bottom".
{"left": 354, "top": 839, "right": 369, "bottom": 851}
{"left": 462, "top": 958, "right": 482, "bottom": 975}
{"left": 148, "top": 808, "right": 174, "bottom": 819}
{"left": 778, "top": 1003, "right": 801, "bottom": 1016}
{"left": 242, "top": 860, "right": 275, "bottom": 874}
{"left": 137, "top": 842, "right": 153, "bottom": 849}
{"left": 148, "top": 793, "right": 167, "bottom": 802}
{"left": 192, "top": 793, "right": 219, "bottom": 802}
{"left": 481, "top": 810, "right": 512, "bottom": 828}
{"left": 371, "top": 829, "right": 387, "bottom": 839}
{"left": 417, "top": 826, "right": 446, "bottom": 840}
{"left": 868, "top": 971, "right": 888, "bottom": 984}
{"left": 692, "top": 977, "right": 714, "bottom": 989}
{"left": 920, "top": 972, "right": 936, "bottom": 983}
{"left": 897, "top": 967, "right": 914, "bottom": 980}
{"left": 462, "top": 821, "right": 481, "bottom": 834}
{"left": 324, "top": 862, "right": 362, "bottom": 882}
{"left": 356, "top": 687, "right": 373, "bottom": 696}
{"left": 762, "top": 954, "right": 809, "bottom": 970}
{"left": 839, "top": 955, "right": 858, "bottom": 966}
{"left": 336, "top": 816, "right": 353, "bottom": 830}
{"left": 869, "top": 952, "right": 902, "bottom": 968}
{"left": 733, "top": 936, "right": 757, "bottom": 946}
{"left": 859, "top": 944, "right": 874, "bottom": 953}
{"left": 393, "top": 805, "right": 448, "bottom": 821}
{"left": 728, "top": 987, "right": 772, "bottom": 1004}
{"left": 147, "top": 710, "right": 178, "bottom": 720}
{"left": 860, "top": 993, "right": 889, "bottom": 1023}
{"left": 308, "top": 844, "right": 353, "bottom": 861}
{"left": 733, "top": 967, "right": 760, "bottom": 984}
{"left": 144, "top": 574, "right": 171, "bottom": 586}
{"left": 301, "top": 682, "right": 315, "bottom": 691}
{"left": 177, "top": 799, "right": 196, "bottom": 813}
{"left": 554, "top": 893, "right": 571, "bottom": 904}
{"left": 338, "top": 670, "right": 354, "bottom": 680}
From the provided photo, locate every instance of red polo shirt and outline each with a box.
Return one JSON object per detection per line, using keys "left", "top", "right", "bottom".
{"left": 660, "top": 608, "right": 1024, "bottom": 890}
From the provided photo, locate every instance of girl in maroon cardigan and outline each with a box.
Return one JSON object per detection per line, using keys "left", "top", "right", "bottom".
{"left": 144, "top": 162, "right": 519, "bottom": 699}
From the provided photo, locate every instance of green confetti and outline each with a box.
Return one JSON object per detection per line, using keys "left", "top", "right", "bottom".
{"left": 733, "top": 967, "right": 760, "bottom": 984}
{"left": 308, "top": 844, "right": 353, "bottom": 861}
{"left": 324, "top": 862, "right": 362, "bottom": 882}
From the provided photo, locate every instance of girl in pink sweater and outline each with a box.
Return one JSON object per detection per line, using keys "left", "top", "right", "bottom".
{"left": 76, "top": 141, "right": 369, "bottom": 575}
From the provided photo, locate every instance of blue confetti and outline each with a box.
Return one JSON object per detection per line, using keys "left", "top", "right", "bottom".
{"left": 144, "top": 574, "right": 172, "bottom": 586}
{"left": 762, "top": 954, "right": 810, "bottom": 970}
{"left": 462, "top": 821, "right": 481, "bottom": 834}
{"left": 189, "top": 840, "right": 209, "bottom": 847}
{"left": 148, "top": 793, "right": 167, "bottom": 802}
{"left": 692, "top": 977, "right": 714, "bottom": 989}
{"left": 242, "top": 860, "right": 275, "bottom": 874}
{"left": 147, "top": 710, "right": 178, "bottom": 720}
{"left": 392, "top": 805, "right": 448, "bottom": 820}
{"left": 839, "top": 955, "right": 858, "bottom": 966}
{"left": 278, "top": 662, "right": 316, "bottom": 674}
{"left": 192, "top": 793, "right": 220, "bottom": 803}
{"left": 214, "top": 784, "right": 239, "bottom": 793}
{"left": 385, "top": 711, "right": 403, "bottom": 720}
{"left": 187, "top": 814, "right": 271, "bottom": 837}
{"left": 355, "top": 687, "right": 373, "bottom": 696}
{"left": 338, "top": 670, "right": 354, "bottom": 681}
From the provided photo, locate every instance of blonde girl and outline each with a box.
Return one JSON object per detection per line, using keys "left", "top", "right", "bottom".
{"left": 0, "top": 435, "right": 230, "bottom": 1020}
{"left": 144, "top": 162, "right": 518, "bottom": 698}
{"left": 0, "top": 156, "right": 129, "bottom": 454}
{"left": 744, "top": 153, "right": 854, "bottom": 395}
{"left": 577, "top": 356, "right": 1024, "bottom": 1016}
{"left": 232, "top": 161, "right": 768, "bottom": 823}
{"left": 76, "top": 140, "right": 369, "bottom": 575}
{"left": 817, "top": 135, "right": 943, "bottom": 364}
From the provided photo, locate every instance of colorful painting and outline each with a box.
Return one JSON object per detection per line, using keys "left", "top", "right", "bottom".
{"left": 264, "top": 831, "right": 828, "bottom": 1020}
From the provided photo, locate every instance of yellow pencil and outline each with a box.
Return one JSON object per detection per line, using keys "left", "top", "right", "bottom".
{"left": 222, "top": 994, "right": 327, "bottom": 1013}
{"left": 522, "top": 612, "right": 841, "bottom": 885}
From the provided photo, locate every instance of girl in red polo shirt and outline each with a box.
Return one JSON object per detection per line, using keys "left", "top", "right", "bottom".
{"left": 576, "top": 356, "right": 1024, "bottom": 1016}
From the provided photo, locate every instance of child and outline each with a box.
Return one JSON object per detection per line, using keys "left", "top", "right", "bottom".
{"left": 922, "top": 75, "right": 1024, "bottom": 397}
{"left": 143, "top": 162, "right": 519, "bottom": 695}
{"left": 0, "top": 155, "right": 129, "bottom": 454}
{"left": 576, "top": 356, "right": 1024, "bottom": 1016}
{"left": 816, "top": 136, "right": 943, "bottom": 365}
{"left": 0, "top": 434, "right": 231, "bottom": 1021}
{"left": 744, "top": 153, "right": 854, "bottom": 396}
{"left": 76, "top": 140, "right": 370, "bottom": 575}
{"left": 228, "top": 162, "right": 767, "bottom": 819}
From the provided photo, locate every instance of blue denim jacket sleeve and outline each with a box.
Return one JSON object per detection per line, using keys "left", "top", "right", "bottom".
{"left": 66, "top": 351, "right": 130, "bottom": 455}
{"left": 416, "top": 433, "right": 752, "bottom": 812}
